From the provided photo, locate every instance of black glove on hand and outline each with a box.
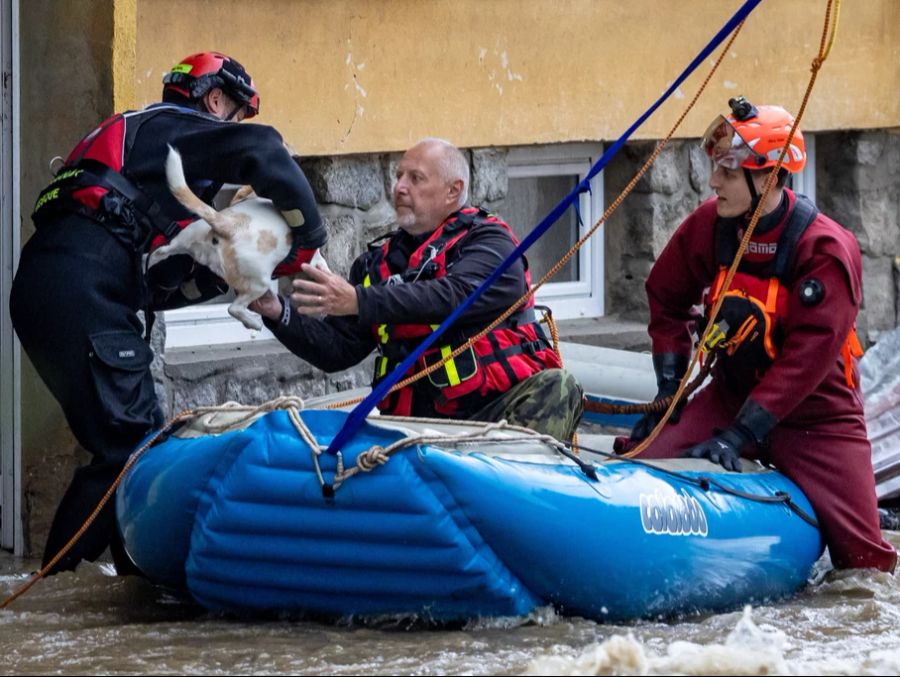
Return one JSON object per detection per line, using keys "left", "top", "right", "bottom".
{"left": 630, "top": 353, "right": 689, "bottom": 441}
{"left": 148, "top": 259, "right": 228, "bottom": 311}
{"left": 682, "top": 399, "right": 778, "bottom": 473}
{"left": 683, "top": 427, "right": 749, "bottom": 472}
{"left": 146, "top": 253, "right": 195, "bottom": 290}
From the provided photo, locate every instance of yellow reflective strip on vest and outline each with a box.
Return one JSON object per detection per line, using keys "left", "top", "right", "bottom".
{"left": 377, "top": 324, "right": 389, "bottom": 343}
{"left": 441, "top": 345, "right": 461, "bottom": 386}
{"left": 363, "top": 274, "right": 371, "bottom": 288}
{"left": 378, "top": 355, "right": 388, "bottom": 377}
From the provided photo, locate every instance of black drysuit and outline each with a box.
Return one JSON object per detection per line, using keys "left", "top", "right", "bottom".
{"left": 9, "top": 103, "right": 322, "bottom": 573}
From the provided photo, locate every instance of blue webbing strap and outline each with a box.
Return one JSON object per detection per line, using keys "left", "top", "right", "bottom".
{"left": 325, "top": 0, "right": 764, "bottom": 455}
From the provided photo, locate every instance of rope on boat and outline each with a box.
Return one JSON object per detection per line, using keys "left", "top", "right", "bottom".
{"left": 568, "top": 441, "right": 819, "bottom": 528}
{"left": 190, "top": 395, "right": 307, "bottom": 433}
{"left": 0, "top": 408, "right": 199, "bottom": 611}
{"left": 298, "top": 415, "right": 570, "bottom": 494}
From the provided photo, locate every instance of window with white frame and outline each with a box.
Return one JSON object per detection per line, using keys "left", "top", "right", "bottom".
{"left": 496, "top": 143, "right": 604, "bottom": 320}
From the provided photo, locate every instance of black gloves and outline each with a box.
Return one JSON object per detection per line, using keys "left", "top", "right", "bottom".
{"left": 683, "top": 399, "right": 778, "bottom": 473}
{"left": 630, "top": 353, "right": 689, "bottom": 441}
{"left": 147, "top": 256, "right": 228, "bottom": 311}
{"left": 683, "top": 427, "right": 748, "bottom": 471}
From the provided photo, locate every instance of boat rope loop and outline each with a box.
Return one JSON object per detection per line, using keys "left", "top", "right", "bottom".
{"left": 625, "top": 0, "right": 843, "bottom": 460}
{"left": 312, "top": 417, "right": 570, "bottom": 495}
{"left": 191, "top": 395, "right": 307, "bottom": 433}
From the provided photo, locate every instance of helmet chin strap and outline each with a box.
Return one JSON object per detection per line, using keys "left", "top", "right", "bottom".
{"left": 742, "top": 168, "right": 761, "bottom": 223}
{"left": 224, "top": 102, "right": 244, "bottom": 122}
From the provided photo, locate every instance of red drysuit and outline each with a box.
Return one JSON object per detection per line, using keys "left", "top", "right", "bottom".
{"left": 639, "top": 190, "right": 896, "bottom": 572}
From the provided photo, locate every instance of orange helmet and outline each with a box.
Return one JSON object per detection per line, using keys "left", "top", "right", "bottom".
{"left": 702, "top": 98, "right": 806, "bottom": 173}
{"left": 163, "top": 51, "right": 259, "bottom": 118}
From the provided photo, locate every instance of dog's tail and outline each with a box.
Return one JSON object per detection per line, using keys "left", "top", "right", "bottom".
{"left": 165, "top": 145, "right": 239, "bottom": 238}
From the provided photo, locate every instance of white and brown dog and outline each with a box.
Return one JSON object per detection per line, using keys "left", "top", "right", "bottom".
{"left": 148, "top": 145, "right": 324, "bottom": 331}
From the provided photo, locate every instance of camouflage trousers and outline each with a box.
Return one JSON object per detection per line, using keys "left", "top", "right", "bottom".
{"left": 468, "top": 368, "right": 584, "bottom": 441}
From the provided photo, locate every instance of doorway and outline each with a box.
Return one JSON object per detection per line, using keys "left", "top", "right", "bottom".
{"left": 0, "top": 0, "right": 22, "bottom": 554}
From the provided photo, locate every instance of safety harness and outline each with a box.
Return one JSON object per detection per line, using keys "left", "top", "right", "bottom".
{"left": 705, "top": 194, "right": 863, "bottom": 387}
{"left": 362, "top": 208, "right": 561, "bottom": 416}
{"left": 31, "top": 104, "right": 207, "bottom": 253}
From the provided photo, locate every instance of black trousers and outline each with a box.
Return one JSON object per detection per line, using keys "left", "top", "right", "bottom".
{"left": 10, "top": 216, "right": 162, "bottom": 573}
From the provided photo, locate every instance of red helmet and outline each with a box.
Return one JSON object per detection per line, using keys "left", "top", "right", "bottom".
{"left": 163, "top": 51, "right": 259, "bottom": 118}
{"left": 702, "top": 99, "right": 806, "bottom": 173}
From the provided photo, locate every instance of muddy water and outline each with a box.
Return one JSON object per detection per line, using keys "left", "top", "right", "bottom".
{"left": 3, "top": 531, "right": 900, "bottom": 676}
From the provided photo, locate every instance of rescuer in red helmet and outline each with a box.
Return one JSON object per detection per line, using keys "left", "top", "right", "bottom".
{"left": 10, "top": 51, "right": 325, "bottom": 575}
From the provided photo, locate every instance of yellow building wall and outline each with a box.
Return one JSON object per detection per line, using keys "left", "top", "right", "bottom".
{"left": 133, "top": 0, "right": 900, "bottom": 156}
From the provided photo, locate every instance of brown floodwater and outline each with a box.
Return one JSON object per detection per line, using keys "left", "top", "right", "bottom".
{"left": 2, "top": 531, "right": 900, "bottom": 676}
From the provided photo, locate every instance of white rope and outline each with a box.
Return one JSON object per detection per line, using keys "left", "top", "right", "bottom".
{"left": 333, "top": 419, "right": 566, "bottom": 485}
{"left": 173, "top": 398, "right": 566, "bottom": 493}
{"left": 190, "top": 395, "right": 307, "bottom": 433}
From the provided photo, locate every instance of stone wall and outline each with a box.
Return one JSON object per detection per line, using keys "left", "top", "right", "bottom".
{"left": 603, "top": 130, "right": 900, "bottom": 346}
{"left": 816, "top": 130, "right": 900, "bottom": 344}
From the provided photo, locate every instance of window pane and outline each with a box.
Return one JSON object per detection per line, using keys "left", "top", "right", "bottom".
{"left": 501, "top": 175, "right": 579, "bottom": 283}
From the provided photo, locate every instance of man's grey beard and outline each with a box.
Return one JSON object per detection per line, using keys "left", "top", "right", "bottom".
{"left": 393, "top": 205, "right": 416, "bottom": 231}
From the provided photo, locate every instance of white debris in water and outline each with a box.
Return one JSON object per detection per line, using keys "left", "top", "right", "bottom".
{"left": 526, "top": 606, "right": 791, "bottom": 675}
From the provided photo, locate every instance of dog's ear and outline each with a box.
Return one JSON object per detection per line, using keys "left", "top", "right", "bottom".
{"left": 230, "top": 185, "right": 256, "bottom": 205}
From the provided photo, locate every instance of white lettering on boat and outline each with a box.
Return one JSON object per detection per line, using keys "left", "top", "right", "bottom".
{"left": 639, "top": 489, "right": 708, "bottom": 537}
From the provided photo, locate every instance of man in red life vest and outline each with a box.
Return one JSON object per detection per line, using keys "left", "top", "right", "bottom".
{"left": 251, "top": 137, "right": 583, "bottom": 440}
{"left": 627, "top": 97, "right": 896, "bottom": 572}
{"left": 10, "top": 52, "right": 325, "bottom": 574}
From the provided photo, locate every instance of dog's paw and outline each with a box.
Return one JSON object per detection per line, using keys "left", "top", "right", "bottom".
{"left": 229, "top": 303, "right": 264, "bottom": 332}
{"left": 240, "top": 316, "right": 264, "bottom": 332}
{"left": 310, "top": 249, "right": 332, "bottom": 273}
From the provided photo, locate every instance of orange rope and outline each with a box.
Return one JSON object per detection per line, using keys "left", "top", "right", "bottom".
{"left": 0, "top": 410, "right": 197, "bottom": 610}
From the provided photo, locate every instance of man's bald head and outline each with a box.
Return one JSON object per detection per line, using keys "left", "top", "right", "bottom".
{"left": 392, "top": 138, "right": 470, "bottom": 235}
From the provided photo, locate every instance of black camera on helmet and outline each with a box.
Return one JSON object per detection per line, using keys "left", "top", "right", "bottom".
{"left": 728, "top": 96, "right": 758, "bottom": 121}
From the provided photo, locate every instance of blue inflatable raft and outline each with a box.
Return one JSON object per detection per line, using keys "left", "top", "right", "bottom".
{"left": 116, "top": 407, "right": 823, "bottom": 622}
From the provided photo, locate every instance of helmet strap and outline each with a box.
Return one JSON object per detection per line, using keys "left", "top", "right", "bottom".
{"left": 224, "top": 102, "right": 244, "bottom": 122}
{"left": 742, "top": 168, "right": 761, "bottom": 222}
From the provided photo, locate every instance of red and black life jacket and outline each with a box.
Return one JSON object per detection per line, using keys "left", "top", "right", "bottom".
{"left": 706, "top": 194, "right": 862, "bottom": 387}
{"left": 31, "top": 104, "right": 203, "bottom": 253}
{"left": 363, "top": 207, "right": 562, "bottom": 417}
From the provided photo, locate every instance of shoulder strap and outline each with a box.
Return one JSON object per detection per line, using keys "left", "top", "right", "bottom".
{"left": 714, "top": 219, "right": 739, "bottom": 266}
{"left": 34, "top": 158, "right": 181, "bottom": 242}
{"left": 771, "top": 194, "right": 819, "bottom": 284}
